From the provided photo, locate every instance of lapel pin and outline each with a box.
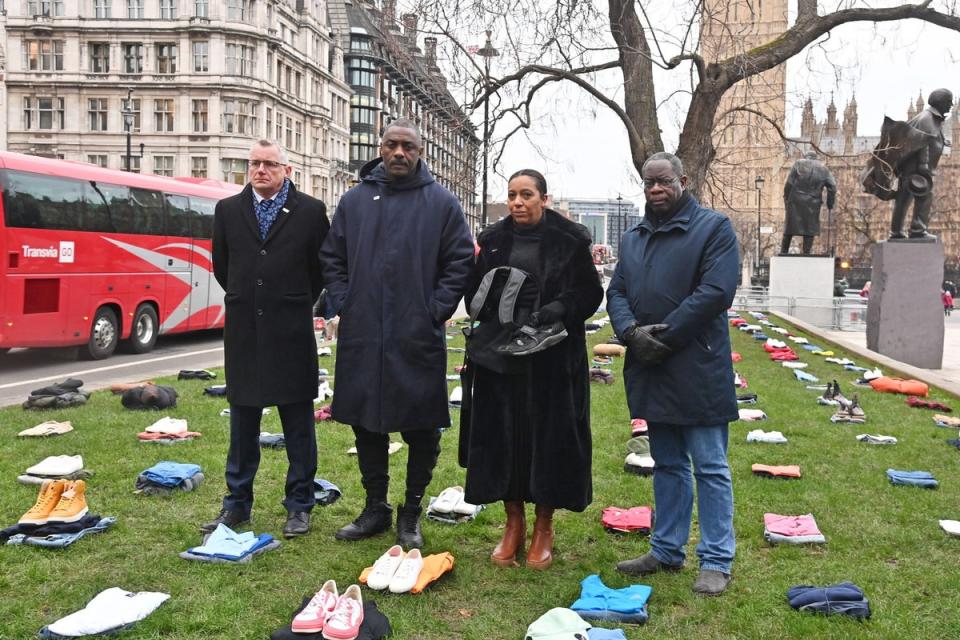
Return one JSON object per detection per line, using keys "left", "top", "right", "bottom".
{"left": 282, "top": 207, "right": 290, "bottom": 214}
{"left": 373, "top": 195, "right": 381, "bottom": 201}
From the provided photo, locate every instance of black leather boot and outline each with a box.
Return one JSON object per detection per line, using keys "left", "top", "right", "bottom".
{"left": 334, "top": 501, "right": 392, "bottom": 541}
{"left": 396, "top": 504, "right": 424, "bottom": 549}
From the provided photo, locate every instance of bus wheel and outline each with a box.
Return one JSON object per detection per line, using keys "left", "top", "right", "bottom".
{"left": 0, "top": 348, "right": 9, "bottom": 355}
{"left": 82, "top": 307, "right": 119, "bottom": 360}
{"left": 124, "top": 304, "right": 159, "bottom": 354}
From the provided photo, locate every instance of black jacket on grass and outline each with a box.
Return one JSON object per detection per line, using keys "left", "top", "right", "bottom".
{"left": 320, "top": 158, "right": 474, "bottom": 433}
{"left": 212, "top": 181, "right": 329, "bottom": 406}
{"left": 459, "top": 210, "right": 604, "bottom": 511}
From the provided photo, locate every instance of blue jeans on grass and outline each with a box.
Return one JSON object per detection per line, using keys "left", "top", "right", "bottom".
{"left": 647, "top": 422, "right": 735, "bottom": 574}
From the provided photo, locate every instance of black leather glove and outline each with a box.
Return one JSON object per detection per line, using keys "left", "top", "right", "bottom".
{"left": 529, "top": 301, "right": 565, "bottom": 327}
{"left": 622, "top": 323, "right": 672, "bottom": 365}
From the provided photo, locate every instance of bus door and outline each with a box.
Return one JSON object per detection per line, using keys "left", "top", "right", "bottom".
{"left": 190, "top": 197, "right": 218, "bottom": 327}
{"left": 164, "top": 193, "right": 208, "bottom": 330}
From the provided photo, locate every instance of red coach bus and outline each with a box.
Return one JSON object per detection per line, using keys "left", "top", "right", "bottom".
{"left": 0, "top": 151, "right": 241, "bottom": 359}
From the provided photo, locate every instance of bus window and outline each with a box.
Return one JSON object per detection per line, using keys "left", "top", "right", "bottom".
{"left": 191, "top": 197, "right": 216, "bottom": 239}
{"left": 165, "top": 194, "right": 191, "bottom": 237}
{"left": 130, "top": 188, "right": 166, "bottom": 236}
{"left": 2, "top": 170, "right": 84, "bottom": 230}
{"left": 85, "top": 181, "right": 133, "bottom": 233}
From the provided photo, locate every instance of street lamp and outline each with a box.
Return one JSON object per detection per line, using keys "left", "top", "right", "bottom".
{"left": 476, "top": 29, "right": 499, "bottom": 228}
{"left": 616, "top": 193, "right": 624, "bottom": 258}
{"left": 754, "top": 174, "right": 765, "bottom": 271}
{"left": 123, "top": 88, "right": 135, "bottom": 172}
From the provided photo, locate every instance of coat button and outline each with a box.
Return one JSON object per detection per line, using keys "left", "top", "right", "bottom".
{"left": 257, "top": 309, "right": 263, "bottom": 316}
{"left": 257, "top": 279, "right": 263, "bottom": 285}
{"left": 260, "top": 249, "right": 267, "bottom": 255}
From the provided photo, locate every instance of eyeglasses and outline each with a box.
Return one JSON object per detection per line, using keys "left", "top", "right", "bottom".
{"left": 248, "top": 159, "right": 285, "bottom": 170}
{"left": 642, "top": 177, "right": 679, "bottom": 189}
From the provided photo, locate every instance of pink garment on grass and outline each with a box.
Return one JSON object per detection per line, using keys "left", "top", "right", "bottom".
{"left": 763, "top": 513, "right": 822, "bottom": 537}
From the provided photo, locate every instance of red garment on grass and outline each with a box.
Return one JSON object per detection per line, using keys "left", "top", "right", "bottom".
{"left": 764, "top": 513, "right": 822, "bottom": 537}
{"left": 601, "top": 506, "right": 652, "bottom": 533}
{"left": 314, "top": 405, "right": 333, "bottom": 421}
{"left": 731, "top": 352, "right": 743, "bottom": 362}
{"left": 906, "top": 396, "right": 952, "bottom": 412}
{"left": 769, "top": 349, "right": 799, "bottom": 361}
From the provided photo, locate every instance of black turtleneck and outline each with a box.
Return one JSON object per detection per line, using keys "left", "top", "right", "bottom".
{"left": 646, "top": 191, "right": 692, "bottom": 229}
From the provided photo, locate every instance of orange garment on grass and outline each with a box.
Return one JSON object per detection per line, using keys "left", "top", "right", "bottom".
{"left": 751, "top": 464, "right": 801, "bottom": 478}
{"left": 359, "top": 552, "right": 454, "bottom": 594}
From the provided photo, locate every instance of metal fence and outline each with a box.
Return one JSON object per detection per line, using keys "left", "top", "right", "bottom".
{"left": 732, "top": 287, "right": 867, "bottom": 332}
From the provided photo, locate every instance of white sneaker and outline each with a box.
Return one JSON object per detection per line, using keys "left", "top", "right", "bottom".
{"left": 145, "top": 416, "right": 188, "bottom": 434}
{"left": 316, "top": 381, "right": 334, "bottom": 402}
{"left": 432, "top": 486, "right": 464, "bottom": 514}
{"left": 452, "top": 493, "right": 479, "bottom": 516}
{"left": 367, "top": 545, "right": 405, "bottom": 590}
{"left": 449, "top": 386, "right": 463, "bottom": 406}
{"left": 388, "top": 548, "right": 424, "bottom": 594}
{"left": 25, "top": 455, "right": 84, "bottom": 476}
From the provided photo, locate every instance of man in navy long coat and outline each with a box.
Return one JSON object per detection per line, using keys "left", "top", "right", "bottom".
{"left": 320, "top": 118, "right": 474, "bottom": 548}
{"left": 607, "top": 152, "right": 739, "bottom": 596}
{"left": 206, "top": 139, "right": 329, "bottom": 539}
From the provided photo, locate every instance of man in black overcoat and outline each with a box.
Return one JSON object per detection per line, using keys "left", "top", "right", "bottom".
{"left": 320, "top": 119, "right": 474, "bottom": 548}
{"left": 204, "top": 139, "right": 329, "bottom": 538}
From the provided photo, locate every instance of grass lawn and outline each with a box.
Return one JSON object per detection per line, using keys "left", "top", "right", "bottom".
{"left": 1, "top": 311, "right": 958, "bottom": 639}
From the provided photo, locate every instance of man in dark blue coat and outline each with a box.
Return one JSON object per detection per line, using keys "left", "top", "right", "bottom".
{"left": 320, "top": 119, "right": 474, "bottom": 548}
{"left": 206, "top": 139, "right": 329, "bottom": 539}
{"left": 607, "top": 152, "right": 739, "bottom": 596}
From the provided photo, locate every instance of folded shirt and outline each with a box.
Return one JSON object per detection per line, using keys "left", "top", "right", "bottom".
{"left": 40, "top": 587, "right": 169, "bottom": 638}
{"left": 747, "top": 429, "right": 787, "bottom": 444}
{"left": 793, "top": 369, "right": 819, "bottom": 382}
{"left": 145, "top": 416, "right": 188, "bottom": 434}
{"left": 140, "top": 461, "right": 202, "bottom": 487}
{"left": 18, "top": 421, "right": 74, "bottom": 437}
{"left": 886, "top": 469, "right": 938, "bottom": 488}
{"left": 189, "top": 524, "right": 275, "bottom": 560}
{"left": 780, "top": 361, "right": 808, "bottom": 369}
{"left": 571, "top": 574, "right": 652, "bottom": 616}
{"left": 939, "top": 519, "right": 960, "bottom": 537}
{"left": 933, "top": 414, "right": 960, "bottom": 428}
{"left": 752, "top": 464, "right": 801, "bottom": 479}
{"left": 787, "top": 582, "right": 870, "bottom": 619}
{"left": 738, "top": 409, "right": 768, "bottom": 421}
{"left": 856, "top": 434, "right": 897, "bottom": 445}
{"left": 764, "top": 513, "right": 823, "bottom": 538}
{"left": 601, "top": 506, "right": 652, "bottom": 534}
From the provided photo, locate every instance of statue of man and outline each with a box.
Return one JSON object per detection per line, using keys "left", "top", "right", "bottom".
{"left": 781, "top": 151, "right": 836, "bottom": 255}
{"left": 861, "top": 89, "right": 953, "bottom": 240}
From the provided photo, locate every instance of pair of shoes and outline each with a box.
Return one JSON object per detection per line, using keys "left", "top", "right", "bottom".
{"left": 335, "top": 501, "right": 392, "bottom": 541}
{"left": 693, "top": 569, "right": 733, "bottom": 596}
{"left": 19, "top": 479, "right": 89, "bottom": 524}
{"left": 497, "top": 321, "right": 568, "bottom": 356}
{"left": 616, "top": 552, "right": 682, "bottom": 576}
{"left": 283, "top": 511, "right": 310, "bottom": 538}
{"left": 367, "top": 545, "right": 424, "bottom": 593}
{"left": 396, "top": 504, "right": 424, "bottom": 548}
{"left": 831, "top": 394, "right": 866, "bottom": 424}
{"left": 292, "top": 581, "right": 364, "bottom": 639}
{"left": 431, "top": 486, "right": 476, "bottom": 516}
{"left": 200, "top": 508, "right": 250, "bottom": 534}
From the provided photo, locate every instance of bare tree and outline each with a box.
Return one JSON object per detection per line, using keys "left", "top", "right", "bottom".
{"left": 410, "top": 0, "right": 960, "bottom": 197}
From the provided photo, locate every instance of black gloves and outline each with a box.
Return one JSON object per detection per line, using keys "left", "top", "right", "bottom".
{"left": 622, "top": 323, "right": 672, "bottom": 365}
{"left": 529, "top": 301, "right": 565, "bottom": 327}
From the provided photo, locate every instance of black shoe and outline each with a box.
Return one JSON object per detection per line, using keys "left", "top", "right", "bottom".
{"left": 396, "top": 504, "right": 424, "bottom": 549}
{"left": 334, "top": 501, "right": 392, "bottom": 541}
{"left": 889, "top": 231, "right": 909, "bottom": 240}
{"left": 498, "top": 322, "right": 568, "bottom": 356}
{"left": 283, "top": 511, "right": 310, "bottom": 538}
{"left": 200, "top": 508, "right": 249, "bottom": 533}
{"left": 908, "top": 230, "right": 937, "bottom": 241}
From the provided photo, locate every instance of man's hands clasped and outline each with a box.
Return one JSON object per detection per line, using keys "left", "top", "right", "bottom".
{"left": 622, "top": 323, "right": 672, "bottom": 365}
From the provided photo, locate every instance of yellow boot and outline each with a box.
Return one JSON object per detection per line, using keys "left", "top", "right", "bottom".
{"left": 47, "top": 480, "right": 89, "bottom": 523}
{"left": 19, "top": 479, "right": 66, "bottom": 525}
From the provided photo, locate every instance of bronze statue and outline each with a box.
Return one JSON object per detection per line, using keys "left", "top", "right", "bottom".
{"left": 781, "top": 151, "right": 836, "bottom": 255}
{"left": 861, "top": 88, "right": 953, "bottom": 240}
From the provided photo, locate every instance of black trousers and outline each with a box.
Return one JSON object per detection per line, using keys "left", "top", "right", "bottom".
{"left": 224, "top": 400, "right": 317, "bottom": 515}
{"left": 351, "top": 425, "right": 441, "bottom": 506}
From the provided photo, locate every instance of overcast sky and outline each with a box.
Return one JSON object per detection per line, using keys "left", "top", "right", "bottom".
{"left": 479, "top": 13, "right": 960, "bottom": 209}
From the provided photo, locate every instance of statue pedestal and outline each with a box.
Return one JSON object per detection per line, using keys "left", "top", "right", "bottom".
{"left": 866, "top": 240, "right": 944, "bottom": 369}
{"left": 769, "top": 255, "right": 835, "bottom": 327}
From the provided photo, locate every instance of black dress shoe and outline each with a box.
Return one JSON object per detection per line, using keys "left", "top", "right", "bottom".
{"left": 283, "top": 511, "right": 310, "bottom": 538}
{"left": 200, "top": 508, "right": 249, "bottom": 533}
{"left": 908, "top": 231, "right": 938, "bottom": 241}
{"left": 396, "top": 504, "right": 424, "bottom": 549}
{"left": 334, "top": 501, "right": 392, "bottom": 541}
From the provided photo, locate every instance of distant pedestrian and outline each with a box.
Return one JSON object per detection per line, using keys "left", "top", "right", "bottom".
{"left": 320, "top": 118, "right": 474, "bottom": 549}
{"left": 943, "top": 289, "right": 954, "bottom": 316}
{"left": 607, "top": 152, "right": 739, "bottom": 596}
{"left": 206, "top": 139, "right": 329, "bottom": 539}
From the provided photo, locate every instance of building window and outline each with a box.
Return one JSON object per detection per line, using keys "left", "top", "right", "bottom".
{"left": 225, "top": 43, "right": 256, "bottom": 78}
{"left": 122, "top": 43, "right": 143, "bottom": 73}
{"left": 192, "top": 41, "right": 208, "bottom": 72}
{"left": 221, "top": 158, "right": 247, "bottom": 184}
{"left": 153, "top": 156, "right": 174, "bottom": 177}
{"left": 265, "top": 107, "right": 272, "bottom": 137}
{"left": 275, "top": 110, "right": 283, "bottom": 141}
{"left": 295, "top": 121, "right": 302, "bottom": 152}
{"left": 87, "top": 154, "right": 108, "bottom": 167}
{"left": 285, "top": 116, "right": 293, "bottom": 149}
{"left": 123, "top": 98, "right": 142, "bottom": 132}
{"left": 348, "top": 58, "right": 376, "bottom": 88}
{"left": 126, "top": 0, "right": 143, "bottom": 18}
{"left": 350, "top": 36, "right": 372, "bottom": 52}
{"left": 88, "top": 98, "right": 108, "bottom": 131}
{"left": 27, "top": 0, "right": 64, "bottom": 16}
{"left": 191, "top": 156, "right": 207, "bottom": 177}
{"left": 194, "top": 0, "right": 206, "bottom": 17}
{"left": 23, "top": 96, "right": 65, "bottom": 130}
{"left": 94, "top": 0, "right": 111, "bottom": 18}
{"left": 159, "top": 0, "right": 176, "bottom": 19}
{"left": 23, "top": 39, "right": 65, "bottom": 72}
{"left": 88, "top": 43, "right": 110, "bottom": 73}
{"left": 128, "top": 156, "right": 141, "bottom": 173}
{"left": 154, "top": 99, "right": 174, "bottom": 132}
{"left": 155, "top": 43, "right": 177, "bottom": 74}
{"left": 192, "top": 99, "right": 208, "bottom": 132}
{"left": 222, "top": 98, "right": 258, "bottom": 135}
{"left": 225, "top": 0, "right": 247, "bottom": 21}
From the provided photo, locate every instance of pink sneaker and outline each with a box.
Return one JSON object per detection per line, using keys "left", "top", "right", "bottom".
{"left": 291, "top": 579, "right": 338, "bottom": 634}
{"left": 322, "top": 585, "right": 364, "bottom": 640}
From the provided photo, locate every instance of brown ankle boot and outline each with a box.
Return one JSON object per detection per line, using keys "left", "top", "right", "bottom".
{"left": 526, "top": 505, "right": 555, "bottom": 570}
{"left": 491, "top": 501, "right": 526, "bottom": 567}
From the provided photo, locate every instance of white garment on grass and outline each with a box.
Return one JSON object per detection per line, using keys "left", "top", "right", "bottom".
{"left": 939, "top": 519, "right": 960, "bottom": 537}
{"left": 746, "top": 429, "right": 787, "bottom": 443}
{"left": 145, "top": 416, "right": 188, "bottom": 434}
{"left": 738, "top": 409, "right": 768, "bottom": 421}
{"left": 25, "top": 455, "right": 83, "bottom": 476}
{"left": 781, "top": 361, "right": 808, "bottom": 369}
{"left": 45, "top": 587, "right": 169, "bottom": 636}
{"left": 856, "top": 434, "right": 897, "bottom": 445}
{"left": 449, "top": 386, "right": 463, "bottom": 404}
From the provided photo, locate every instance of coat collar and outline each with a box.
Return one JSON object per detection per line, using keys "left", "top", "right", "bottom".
{"left": 240, "top": 180, "right": 302, "bottom": 244}
{"left": 639, "top": 192, "right": 698, "bottom": 234}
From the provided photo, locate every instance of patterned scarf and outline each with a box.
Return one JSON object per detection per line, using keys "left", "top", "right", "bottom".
{"left": 253, "top": 178, "right": 291, "bottom": 241}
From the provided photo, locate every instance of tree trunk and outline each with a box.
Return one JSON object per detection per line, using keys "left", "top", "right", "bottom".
{"left": 675, "top": 66, "right": 728, "bottom": 199}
